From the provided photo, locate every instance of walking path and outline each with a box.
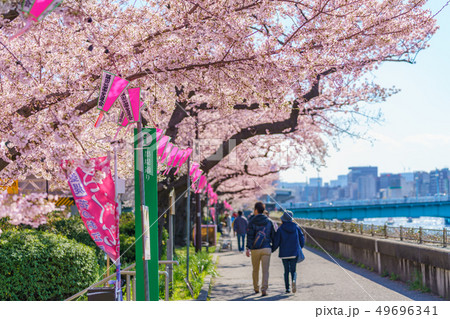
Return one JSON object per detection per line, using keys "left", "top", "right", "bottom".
{"left": 210, "top": 234, "right": 442, "bottom": 301}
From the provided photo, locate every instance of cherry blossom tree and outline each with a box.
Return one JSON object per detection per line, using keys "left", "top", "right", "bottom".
{"left": 0, "top": 192, "right": 57, "bottom": 233}
{"left": 0, "top": 0, "right": 440, "bottom": 207}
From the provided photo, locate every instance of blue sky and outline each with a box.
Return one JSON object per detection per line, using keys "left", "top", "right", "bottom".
{"left": 281, "top": 1, "right": 450, "bottom": 184}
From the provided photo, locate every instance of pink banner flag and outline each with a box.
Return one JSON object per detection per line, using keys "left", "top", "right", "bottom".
{"left": 156, "top": 128, "right": 163, "bottom": 141}
{"left": 9, "top": 0, "right": 64, "bottom": 40}
{"left": 160, "top": 143, "right": 173, "bottom": 163}
{"left": 117, "top": 110, "right": 129, "bottom": 128}
{"left": 118, "top": 90, "right": 134, "bottom": 125}
{"left": 174, "top": 148, "right": 192, "bottom": 175}
{"left": 62, "top": 157, "right": 119, "bottom": 262}
{"left": 176, "top": 149, "right": 192, "bottom": 170}
{"left": 95, "top": 71, "right": 129, "bottom": 127}
{"left": 163, "top": 146, "right": 179, "bottom": 175}
{"left": 189, "top": 162, "right": 200, "bottom": 176}
{"left": 128, "top": 88, "right": 141, "bottom": 123}
{"left": 157, "top": 136, "right": 170, "bottom": 158}
{"left": 27, "top": 0, "right": 63, "bottom": 21}
{"left": 119, "top": 87, "right": 141, "bottom": 124}
{"left": 118, "top": 101, "right": 144, "bottom": 127}
{"left": 192, "top": 169, "right": 202, "bottom": 183}
{"left": 114, "top": 101, "right": 144, "bottom": 140}
{"left": 170, "top": 149, "right": 183, "bottom": 172}
{"left": 196, "top": 175, "right": 207, "bottom": 193}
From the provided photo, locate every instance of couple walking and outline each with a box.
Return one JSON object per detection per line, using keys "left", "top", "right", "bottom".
{"left": 244, "top": 202, "right": 305, "bottom": 296}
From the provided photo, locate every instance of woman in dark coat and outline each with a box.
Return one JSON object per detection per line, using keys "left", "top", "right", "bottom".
{"left": 272, "top": 211, "right": 305, "bottom": 293}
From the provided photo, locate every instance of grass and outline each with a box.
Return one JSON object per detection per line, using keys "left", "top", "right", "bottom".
{"left": 389, "top": 272, "right": 400, "bottom": 281}
{"left": 408, "top": 270, "right": 431, "bottom": 293}
{"left": 161, "top": 246, "right": 217, "bottom": 300}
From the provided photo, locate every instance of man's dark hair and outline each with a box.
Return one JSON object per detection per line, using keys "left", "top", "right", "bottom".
{"left": 238, "top": 211, "right": 243, "bottom": 216}
{"left": 254, "top": 202, "right": 265, "bottom": 214}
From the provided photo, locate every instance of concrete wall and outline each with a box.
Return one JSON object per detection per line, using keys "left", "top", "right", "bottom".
{"left": 302, "top": 226, "right": 450, "bottom": 300}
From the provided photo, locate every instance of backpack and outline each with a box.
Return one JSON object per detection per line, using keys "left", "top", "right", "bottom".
{"left": 252, "top": 222, "right": 271, "bottom": 249}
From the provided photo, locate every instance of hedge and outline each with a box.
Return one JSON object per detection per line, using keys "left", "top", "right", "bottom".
{"left": 40, "top": 212, "right": 136, "bottom": 266}
{"left": 0, "top": 229, "right": 99, "bottom": 301}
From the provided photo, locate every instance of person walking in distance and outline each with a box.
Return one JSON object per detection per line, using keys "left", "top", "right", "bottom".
{"left": 246, "top": 202, "right": 276, "bottom": 296}
{"left": 233, "top": 211, "right": 248, "bottom": 252}
{"left": 272, "top": 211, "right": 305, "bottom": 293}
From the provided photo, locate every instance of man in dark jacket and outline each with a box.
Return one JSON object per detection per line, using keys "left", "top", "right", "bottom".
{"left": 246, "top": 202, "right": 276, "bottom": 296}
{"left": 233, "top": 211, "right": 248, "bottom": 252}
{"left": 272, "top": 211, "right": 305, "bottom": 293}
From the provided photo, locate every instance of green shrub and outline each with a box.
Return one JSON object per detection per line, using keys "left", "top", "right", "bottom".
{"left": 0, "top": 229, "right": 99, "bottom": 301}
{"left": 38, "top": 214, "right": 106, "bottom": 267}
{"left": 39, "top": 214, "right": 94, "bottom": 248}
{"left": 119, "top": 233, "right": 136, "bottom": 265}
{"left": 119, "top": 212, "right": 135, "bottom": 237}
{"left": 40, "top": 212, "right": 137, "bottom": 267}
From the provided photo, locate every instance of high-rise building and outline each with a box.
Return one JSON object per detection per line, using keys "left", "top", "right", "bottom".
{"left": 338, "top": 175, "right": 348, "bottom": 187}
{"left": 430, "top": 168, "right": 450, "bottom": 195}
{"left": 330, "top": 175, "right": 348, "bottom": 188}
{"left": 309, "top": 177, "right": 323, "bottom": 187}
{"left": 358, "top": 175, "right": 377, "bottom": 199}
{"left": 414, "top": 171, "right": 430, "bottom": 197}
{"left": 347, "top": 166, "right": 378, "bottom": 199}
{"left": 378, "top": 173, "right": 403, "bottom": 198}
{"left": 401, "top": 172, "right": 415, "bottom": 182}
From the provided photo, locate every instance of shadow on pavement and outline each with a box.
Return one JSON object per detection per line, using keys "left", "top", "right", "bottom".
{"left": 230, "top": 292, "right": 292, "bottom": 301}
{"left": 304, "top": 246, "right": 441, "bottom": 301}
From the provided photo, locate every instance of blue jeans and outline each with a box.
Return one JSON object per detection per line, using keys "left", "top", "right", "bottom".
{"left": 282, "top": 258, "right": 297, "bottom": 290}
{"left": 237, "top": 233, "right": 246, "bottom": 251}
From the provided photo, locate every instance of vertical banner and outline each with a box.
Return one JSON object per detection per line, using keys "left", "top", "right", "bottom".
{"left": 63, "top": 157, "right": 119, "bottom": 262}
{"left": 134, "top": 128, "right": 159, "bottom": 301}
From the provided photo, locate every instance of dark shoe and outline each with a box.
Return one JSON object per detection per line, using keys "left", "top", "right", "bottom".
{"left": 261, "top": 291, "right": 267, "bottom": 296}
{"left": 285, "top": 289, "right": 290, "bottom": 293}
{"left": 254, "top": 290, "right": 259, "bottom": 294}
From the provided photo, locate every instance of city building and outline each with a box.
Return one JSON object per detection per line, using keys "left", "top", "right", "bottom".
{"left": 275, "top": 166, "right": 450, "bottom": 205}
{"left": 309, "top": 177, "right": 323, "bottom": 187}
{"left": 429, "top": 168, "right": 450, "bottom": 195}
{"left": 347, "top": 166, "right": 378, "bottom": 200}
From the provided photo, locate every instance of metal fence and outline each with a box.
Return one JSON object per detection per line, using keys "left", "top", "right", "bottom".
{"left": 282, "top": 197, "right": 450, "bottom": 209}
{"left": 295, "top": 218, "right": 449, "bottom": 248}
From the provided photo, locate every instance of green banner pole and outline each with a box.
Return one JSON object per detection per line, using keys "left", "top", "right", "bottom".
{"left": 134, "top": 126, "right": 159, "bottom": 301}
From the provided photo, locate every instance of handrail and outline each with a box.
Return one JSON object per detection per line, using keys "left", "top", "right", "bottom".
{"left": 159, "top": 260, "right": 179, "bottom": 265}
{"left": 65, "top": 272, "right": 117, "bottom": 301}
{"left": 65, "top": 263, "right": 136, "bottom": 301}
{"left": 295, "top": 218, "right": 449, "bottom": 248}
{"left": 65, "top": 261, "right": 179, "bottom": 301}
{"left": 159, "top": 271, "right": 169, "bottom": 301}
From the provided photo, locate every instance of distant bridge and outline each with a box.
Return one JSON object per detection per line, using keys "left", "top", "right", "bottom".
{"left": 289, "top": 200, "right": 450, "bottom": 222}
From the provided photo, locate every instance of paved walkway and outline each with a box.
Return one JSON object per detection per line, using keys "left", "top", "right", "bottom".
{"left": 210, "top": 234, "right": 442, "bottom": 301}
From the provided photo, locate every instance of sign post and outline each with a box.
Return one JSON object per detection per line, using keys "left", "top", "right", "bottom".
{"left": 134, "top": 126, "right": 159, "bottom": 301}
{"left": 168, "top": 189, "right": 175, "bottom": 288}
